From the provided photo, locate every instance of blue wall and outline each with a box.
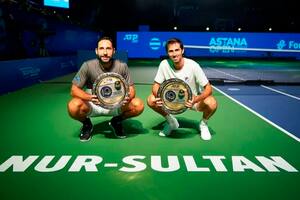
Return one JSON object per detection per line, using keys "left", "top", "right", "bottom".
{"left": 0, "top": 50, "right": 128, "bottom": 95}
{"left": 0, "top": 56, "right": 77, "bottom": 95}
{"left": 0, "top": 5, "right": 101, "bottom": 60}
{"left": 21, "top": 24, "right": 100, "bottom": 58}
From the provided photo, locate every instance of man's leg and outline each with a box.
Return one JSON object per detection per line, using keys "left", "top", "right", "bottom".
{"left": 147, "top": 94, "right": 179, "bottom": 136}
{"left": 110, "top": 97, "right": 144, "bottom": 138}
{"left": 195, "top": 95, "right": 218, "bottom": 140}
{"left": 67, "top": 98, "right": 93, "bottom": 142}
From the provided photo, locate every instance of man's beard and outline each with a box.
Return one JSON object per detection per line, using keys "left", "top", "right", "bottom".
{"left": 97, "top": 55, "right": 112, "bottom": 64}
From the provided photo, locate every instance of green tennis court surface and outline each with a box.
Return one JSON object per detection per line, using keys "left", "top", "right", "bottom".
{"left": 0, "top": 79, "right": 299, "bottom": 199}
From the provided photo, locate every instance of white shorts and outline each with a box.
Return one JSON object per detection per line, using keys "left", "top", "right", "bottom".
{"left": 191, "top": 102, "right": 200, "bottom": 112}
{"left": 86, "top": 89, "right": 121, "bottom": 117}
{"left": 87, "top": 101, "right": 121, "bottom": 117}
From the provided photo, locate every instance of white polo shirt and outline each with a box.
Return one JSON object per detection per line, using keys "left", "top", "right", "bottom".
{"left": 154, "top": 58, "right": 209, "bottom": 95}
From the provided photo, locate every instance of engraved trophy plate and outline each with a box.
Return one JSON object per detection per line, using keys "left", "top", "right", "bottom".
{"left": 157, "top": 78, "right": 192, "bottom": 114}
{"left": 92, "top": 72, "right": 129, "bottom": 109}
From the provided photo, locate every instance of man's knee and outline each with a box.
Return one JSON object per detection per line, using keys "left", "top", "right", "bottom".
{"left": 147, "top": 94, "right": 156, "bottom": 108}
{"left": 130, "top": 97, "right": 144, "bottom": 115}
{"left": 67, "top": 98, "right": 89, "bottom": 118}
{"left": 68, "top": 98, "right": 81, "bottom": 111}
{"left": 204, "top": 96, "right": 218, "bottom": 111}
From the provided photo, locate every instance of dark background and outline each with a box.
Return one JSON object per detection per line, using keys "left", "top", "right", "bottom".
{"left": 52, "top": 0, "right": 299, "bottom": 32}
{"left": 0, "top": 0, "right": 299, "bottom": 60}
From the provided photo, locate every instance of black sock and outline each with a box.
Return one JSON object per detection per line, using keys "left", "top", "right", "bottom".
{"left": 82, "top": 118, "right": 92, "bottom": 125}
{"left": 112, "top": 115, "right": 124, "bottom": 122}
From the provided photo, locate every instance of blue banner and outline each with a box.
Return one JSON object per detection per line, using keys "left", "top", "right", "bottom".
{"left": 117, "top": 32, "right": 300, "bottom": 59}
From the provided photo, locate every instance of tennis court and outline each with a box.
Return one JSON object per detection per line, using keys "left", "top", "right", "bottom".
{"left": 0, "top": 59, "right": 299, "bottom": 200}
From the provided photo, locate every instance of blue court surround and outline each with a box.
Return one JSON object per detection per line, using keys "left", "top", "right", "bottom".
{"left": 215, "top": 85, "right": 300, "bottom": 140}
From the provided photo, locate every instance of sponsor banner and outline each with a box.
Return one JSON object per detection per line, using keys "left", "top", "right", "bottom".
{"left": 117, "top": 32, "right": 300, "bottom": 59}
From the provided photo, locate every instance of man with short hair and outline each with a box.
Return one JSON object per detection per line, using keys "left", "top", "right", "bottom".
{"left": 147, "top": 38, "right": 217, "bottom": 140}
{"left": 68, "top": 36, "right": 144, "bottom": 141}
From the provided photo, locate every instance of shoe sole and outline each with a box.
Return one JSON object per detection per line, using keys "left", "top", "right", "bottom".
{"left": 159, "top": 123, "right": 179, "bottom": 137}
{"left": 79, "top": 127, "right": 93, "bottom": 142}
{"left": 200, "top": 135, "right": 211, "bottom": 141}
{"left": 80, "top": 137, "right": 92, "bottom": 142}
{"left": 159, "top": 132, "right": 169, "bottom": 137}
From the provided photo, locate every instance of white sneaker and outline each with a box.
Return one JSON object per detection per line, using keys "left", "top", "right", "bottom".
{"left": 159, "top": 116, "right": 179, "bottom": 137}
{"left": 199, "top": 121, "right": 211, "bottom": 140}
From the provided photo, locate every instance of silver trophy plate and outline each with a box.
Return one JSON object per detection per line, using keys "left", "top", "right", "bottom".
{"left": 92, "top": 72, "right": 129, "bottom": 109}
{"left": 157, "top": 78, "right": 192, "bottom": 114}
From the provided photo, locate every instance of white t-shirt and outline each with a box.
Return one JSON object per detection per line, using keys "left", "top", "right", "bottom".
{"left": 154, "top": 58, "right": 209, "bottom": 95}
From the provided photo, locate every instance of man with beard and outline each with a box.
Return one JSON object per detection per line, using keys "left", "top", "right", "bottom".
{"left": 68, "top": 36, "right": 144, "bottom": 141}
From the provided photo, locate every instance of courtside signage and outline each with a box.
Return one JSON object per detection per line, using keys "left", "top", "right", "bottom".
{"left": 277, "top": 40, "right": 300, "bottom": 50}
{"left": 0, "top": 155, "right": 298, "bottom": 173}
{"left": 117, "top": 32, "right": 300, "bottom": 58}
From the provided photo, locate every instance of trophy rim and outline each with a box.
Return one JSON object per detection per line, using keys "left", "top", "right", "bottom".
{"left": 92, "top": 72, "right": 129, "bottom": 109}
{"left": 157, "top": 78, "right": 192, "bottom": 115}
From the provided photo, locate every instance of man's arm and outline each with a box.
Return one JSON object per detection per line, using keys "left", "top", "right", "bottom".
{"left": 150, "top": 82, "right": 164, "bottom": 107}
{"left": 70, "top": 84, "right": 93, "bottom": 101}
{"left": 120, "top": 84, "right": 136, "bottom": 106}
{"left": 193, "top": 82, "right": 212, "bottom": 103}
{"left": 128, "top": 85, "right": 136, "bottom": 100}
{"left": 152, "top": 82, "right": 161, "bottom": 97}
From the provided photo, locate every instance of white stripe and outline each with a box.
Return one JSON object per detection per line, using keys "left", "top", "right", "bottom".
{"left": 213, "top": 86, "right": 300, "bottom": 142}
{"left": 208, "top": 67, "right": 246, "bottom": 81}
{"left": 261, "top": 85, "right": 300, "bottom": 101}
{"left": 104, "top": 163, "right": 118, "bottom": 167}
{"left": 185, "top": 45, "right": 300, "bottom": 53}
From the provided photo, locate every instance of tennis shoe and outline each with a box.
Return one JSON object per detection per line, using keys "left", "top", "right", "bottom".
{"left": 79, "top": 119, "right": 93, "bottom": 142}
{"left": 109, "top": 116, "right": 126, "bottom": 139}
{"left": 199, "top": 121, "right": 211, "bottom": 140}
{"left": 159, "top": 119, "right": 179, "bottom": 137}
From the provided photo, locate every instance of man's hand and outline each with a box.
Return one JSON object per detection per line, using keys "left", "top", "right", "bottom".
{"left": 154, "top": 97, "right": 163, "bottom": 107}
{"left": 90, "top": 94, "right": 100, "bottom": 105}
{"left": 122, "top": 93, "right": 131, "bottom": 106}
{"left": 185, "top": 96, "right": 195, "bottom": 108}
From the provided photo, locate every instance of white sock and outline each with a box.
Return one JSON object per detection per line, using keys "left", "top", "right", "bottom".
{"left": 201, "top": 119, "right": 208, "bottom": 126}
{"left": 159, "top": 114, "right": 179, "bottom": 137}
{"left": 165, "top": 114, "right": 177, "bottom": 126}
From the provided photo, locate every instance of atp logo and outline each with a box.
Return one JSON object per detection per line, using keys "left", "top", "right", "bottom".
{"left": 277, "top": 40, "right": 286, "bottom": 50}
{"left": 123, "top": 34, "right": 139, "bottom": 43}
{"left": 149, "top": 38, "right": 161, "bottom": 50}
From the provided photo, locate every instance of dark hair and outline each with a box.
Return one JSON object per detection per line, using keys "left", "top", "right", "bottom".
{"left": 97, "top": 36, "right": 114, "bottom": 48}
{"left": 165, "top": 38, "right": 184, "bottom": 52}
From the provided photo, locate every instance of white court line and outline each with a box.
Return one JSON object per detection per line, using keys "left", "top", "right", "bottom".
{"left": 213, "top": 86, "right": 300, "bottom": 142}
{"left": 261, "top": 85, "right": 300, "bottom": 101}
{"left": 208, "top": 67, "right": 246, "bottom": 81}
{"left": 185, "top": 45, "right": 300, "bottom": 53}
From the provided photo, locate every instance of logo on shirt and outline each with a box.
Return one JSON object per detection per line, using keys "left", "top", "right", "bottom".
{"left": 73, "top": 75, "right": 80, "bottom": 83}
